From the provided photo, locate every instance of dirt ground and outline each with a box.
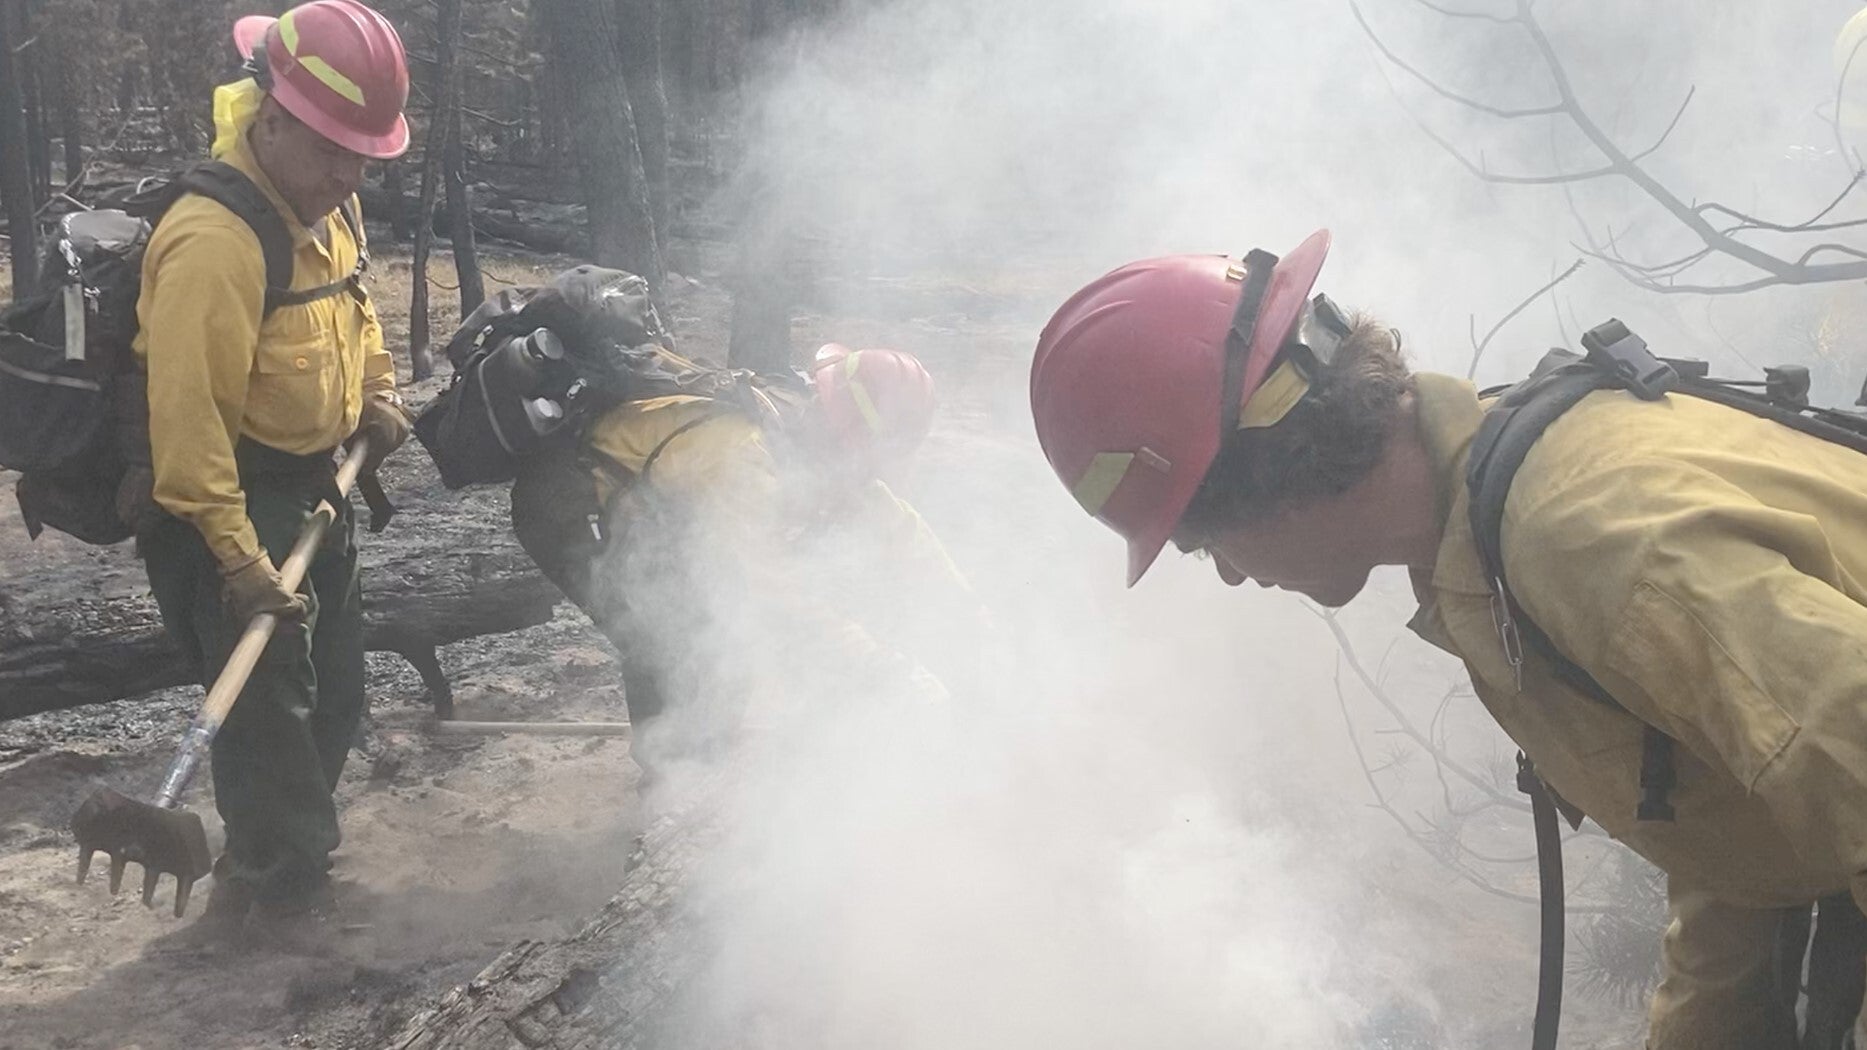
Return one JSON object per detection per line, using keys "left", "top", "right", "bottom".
{"left": 0, "top": 232, "right": 1644, "bottom": 1049}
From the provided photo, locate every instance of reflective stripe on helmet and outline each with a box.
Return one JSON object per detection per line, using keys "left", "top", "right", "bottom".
{"left": 1237, "top": 359, "right": 1311, "bottom": 430}
{"left": 843, "top": 352, "right": 884, "bottom": 433}
{"left": 278, "top": 9, "right": 369, "bottom": 106}
{"left": 1070, "top": 452, "right": 1135, "bottom": 516}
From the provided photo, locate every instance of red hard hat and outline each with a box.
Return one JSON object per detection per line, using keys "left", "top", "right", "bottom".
{"left": 1029, "top": 230, "right": 1332, "bottom": 586}
{"left": 811, "top": 344, "right": 938, "bottom": 466}
{"left": 233, "top": 0, "right": 410, "bottom": 159}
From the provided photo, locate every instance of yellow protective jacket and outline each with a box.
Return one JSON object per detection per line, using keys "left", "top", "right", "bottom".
{"left": 1406, "top": 372, "right": 1867, "bottom": 1049}
{"left": 133, "top": 79, "right": 395, "bottom": 567}
{"left": 582, "top": 393, "right": 981, "bottom": 693}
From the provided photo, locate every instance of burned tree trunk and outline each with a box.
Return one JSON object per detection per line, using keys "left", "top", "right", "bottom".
{"left": 615, "top": 0, "right": 672, "bottom": 246}
{"left": 539, "top": 0, "right": 665, "bottom": 289}
{"left": 0, "top": 2, "right": 39, "bottom": 295}
{"left": 437, "top": 0, "right": 485, "bottom": 316}
{"left": 410, "top": 123, "right": 444, "bottom": 380}
{"left": 381, "top": 159, "right": 409, "bottom": 243}
{"left": 725, "top": 170, "right": 799, "bottom": 375}
{"left": 0, "top": 480, "right": 563, "bottom": 722}
{"left": 56, "top": 63, "right": 82, "bottom": 189}
{"left": 22, "top": 40, "right": 51, "bottom": 207}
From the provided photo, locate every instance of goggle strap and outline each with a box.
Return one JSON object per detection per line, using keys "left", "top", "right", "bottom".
{"left": 1219, "top": 248, "right": 1280, "bottom": 433}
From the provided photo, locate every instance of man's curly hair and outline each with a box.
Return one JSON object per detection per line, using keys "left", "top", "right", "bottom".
{"left": 1174, "top": 316, "right": 1414, "bottom": 549}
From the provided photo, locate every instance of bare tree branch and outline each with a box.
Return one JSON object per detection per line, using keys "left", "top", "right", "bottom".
{"left": 1349, "top": 0, "right": 1560, "bottom": 119}
{"left": 1312, "top": 608, "right": 1530, "bottom": 813}
{"left": 1368, "top": 0, "right": 1867, "bottom": 294}
{"left": 1466, "top": 257, "right": 1585, "bottom": 379}
{"left": 1403, "top": 0, "right": 1515, "bottom": 23}
{"left": 1330, "top": 657, "right": 1610, "bottom": 912}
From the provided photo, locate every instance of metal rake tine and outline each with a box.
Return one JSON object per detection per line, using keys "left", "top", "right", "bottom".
{"left": 141, "top": 867, "right": 161, "bottom": 908}
{"left": 76, "top": 848, "right": 95, "bottom": 885}
{"left": 173, "top": 876, "right": 197, "bottom": 918}
{"left": 108, "top": 855, "right": 127, "bottom": 895}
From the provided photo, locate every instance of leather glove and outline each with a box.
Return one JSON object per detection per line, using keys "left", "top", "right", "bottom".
{"left": 351, "top": 393, "right": 412, "bottom": 474}
{"left": 113, "top": 465, "right": 160, "bottom": 534}
{"left": 222, "top": 548, "right": 310, "bottom": 623}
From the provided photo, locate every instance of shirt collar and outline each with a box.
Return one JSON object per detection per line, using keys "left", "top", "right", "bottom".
{"left": 1409, "top": 372, "right": 1496, "bottom": 604}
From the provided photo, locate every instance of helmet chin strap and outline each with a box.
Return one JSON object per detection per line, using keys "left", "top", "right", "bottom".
{"left": 245, "top": 46, "right": 275, "bottom": 92}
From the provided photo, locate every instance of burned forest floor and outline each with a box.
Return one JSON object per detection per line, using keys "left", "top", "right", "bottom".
{"left": 0, "top": 230, "right": 1644, "bottom": 1050}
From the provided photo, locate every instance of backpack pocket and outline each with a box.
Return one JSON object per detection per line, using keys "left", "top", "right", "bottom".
{"left": 0, "top": 316, "right": 110, "bottom": 473}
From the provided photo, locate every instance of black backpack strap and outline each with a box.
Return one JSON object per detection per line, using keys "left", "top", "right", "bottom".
{"left": 1467, "top": 357, "right": 1617, "bottom": 696}
{"left": 171, "top": 162, "right": 296, "bottom": 317}
{"left": 171, "top": 163, "right": 365, "bottom": 317}
{"left": 1466, "top": 336, "right": 1679, "bottom": 825}
{"left": 641, "top": 410, "right": 735, "bottom": 481}
{"left": 268, "top": 195, "right": 371, "bottom": 311}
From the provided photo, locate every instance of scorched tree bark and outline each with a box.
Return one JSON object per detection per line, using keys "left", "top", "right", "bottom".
{"left": 539, "top": 0, "right": 665, "bottom": 289}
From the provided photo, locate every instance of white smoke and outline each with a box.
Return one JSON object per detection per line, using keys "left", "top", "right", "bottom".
{"left": 604, "top": 2, "right": 1867, "bottom": 1046}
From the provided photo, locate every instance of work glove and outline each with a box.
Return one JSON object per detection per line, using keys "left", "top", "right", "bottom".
{"left": 350, "top": 393, "right": 412, "bottom": 474}
{"left": 221, "top": 548, "right": 310, "bottom": 624}
{"left": 113, "top": 464, "right": 160, "bottom": 534}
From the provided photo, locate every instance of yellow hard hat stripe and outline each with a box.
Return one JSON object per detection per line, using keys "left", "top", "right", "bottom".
{"left": 299, "top": 55, "right": 367, "bottom": 106}
{"left": 1237, "top": 359, "right": 1311, "bottom": 430}
{"left": 274, "top": 9, "right": 368, "bottom": 108}
{"left": 1071, "top": 452, "right": 1135, "bottom": 517}
{"left": 844, "top": 352, "right": 883, "bottom": 433}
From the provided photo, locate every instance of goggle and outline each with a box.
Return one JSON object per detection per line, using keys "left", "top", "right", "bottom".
{"left": 1219, "top": 247, "right": 1353, "bottom": 433}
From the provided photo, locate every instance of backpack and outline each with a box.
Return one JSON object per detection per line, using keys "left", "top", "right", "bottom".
{"left": 414, "top": 264, "right": 799, "bottom": 489}
{"left": 0, "top": 161, "right": 364, "bottom": 544}
{"left": 1466, "top": 318, "right": 1867, "bottom": 1050}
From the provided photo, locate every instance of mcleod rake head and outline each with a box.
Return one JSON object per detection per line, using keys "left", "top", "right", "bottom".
{"left": 71, "top": 787, "right": 213, "bottom": 917}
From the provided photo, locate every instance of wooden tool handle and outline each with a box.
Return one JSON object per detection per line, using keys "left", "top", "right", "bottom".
{"left": 196, "top": 438, "right": 370, "bottom": 729}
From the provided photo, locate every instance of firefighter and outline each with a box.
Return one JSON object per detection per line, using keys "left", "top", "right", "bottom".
{"left": 509, "top": 342, "right": 982, "bottom": 772}
{"left": 1029, "top": 231, "right": 1867, "bottom": 1049}
{"left": 129, "top": 1, "right": 413, "bottom": 933}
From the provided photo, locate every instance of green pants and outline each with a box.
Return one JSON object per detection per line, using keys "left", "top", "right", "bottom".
{"left": 140, "top": 452, "right": 364, "bottom": 904}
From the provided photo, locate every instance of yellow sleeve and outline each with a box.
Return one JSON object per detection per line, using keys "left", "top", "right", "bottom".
{"left": 138, "top": 213, "right": 266, "bottom": 567}
{"left": 854, "top": 481, "right": 992, "bottom": 696}
{"left": 1513, "top": 457, "right": 1867, "bottom": 912}
{"left": 1645, "top": 881, "right": 1785, "bottom": 1050}
{"left": 862, "top": 481, "right": 976, "bottom": 600}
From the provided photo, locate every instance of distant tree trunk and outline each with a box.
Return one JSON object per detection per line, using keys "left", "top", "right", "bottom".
{"left": 615, "top": 0, "right": 672, "bottom": 247}
{"left": 437, "top": 0, "right": 484, "bottom": 315}
{"left": 540, "top": 0, "right": 664, "bottom": 289}
{"left": 23, "top": 41, "right": 51, "bottom": 206}
{"left": 410, "top": 131, "right": 444, "bottom": 381}
{"left": 381, "top": 159, "right": 409, "bottom": 243}
{"left": 56, "top": 63, "right": 82, "bottom": 188}
{"left": 725, "top": 168, "right": 798, "bottom": 375}
{"left": 0, "top": 3, "right": 39, "bottom": 295}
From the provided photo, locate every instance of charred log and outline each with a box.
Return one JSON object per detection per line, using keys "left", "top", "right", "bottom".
{"left": 385, "top": 766, "right": 728, "bottom": 1049}
{"left": 0, "top": 484, "right": 562, "bottom": 722}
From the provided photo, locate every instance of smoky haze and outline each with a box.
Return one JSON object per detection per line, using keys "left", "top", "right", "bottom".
{"left": 613, "top": 1, "right": 1867, "bottom": 1046}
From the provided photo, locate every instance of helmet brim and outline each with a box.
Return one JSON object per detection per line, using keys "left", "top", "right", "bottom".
{"left": 1122, "top": 229, "right": 1332, "bottom": 587}
{"left": 232, "top": 15, "right": 275, "bottom": 61}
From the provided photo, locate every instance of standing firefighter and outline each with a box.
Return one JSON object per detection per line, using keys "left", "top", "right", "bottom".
{"left": 129, "top": 1, "right": 413, "bottom": 932}
{"left": 1030, "top": 231, "right": 1867, "bottom": 1049}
